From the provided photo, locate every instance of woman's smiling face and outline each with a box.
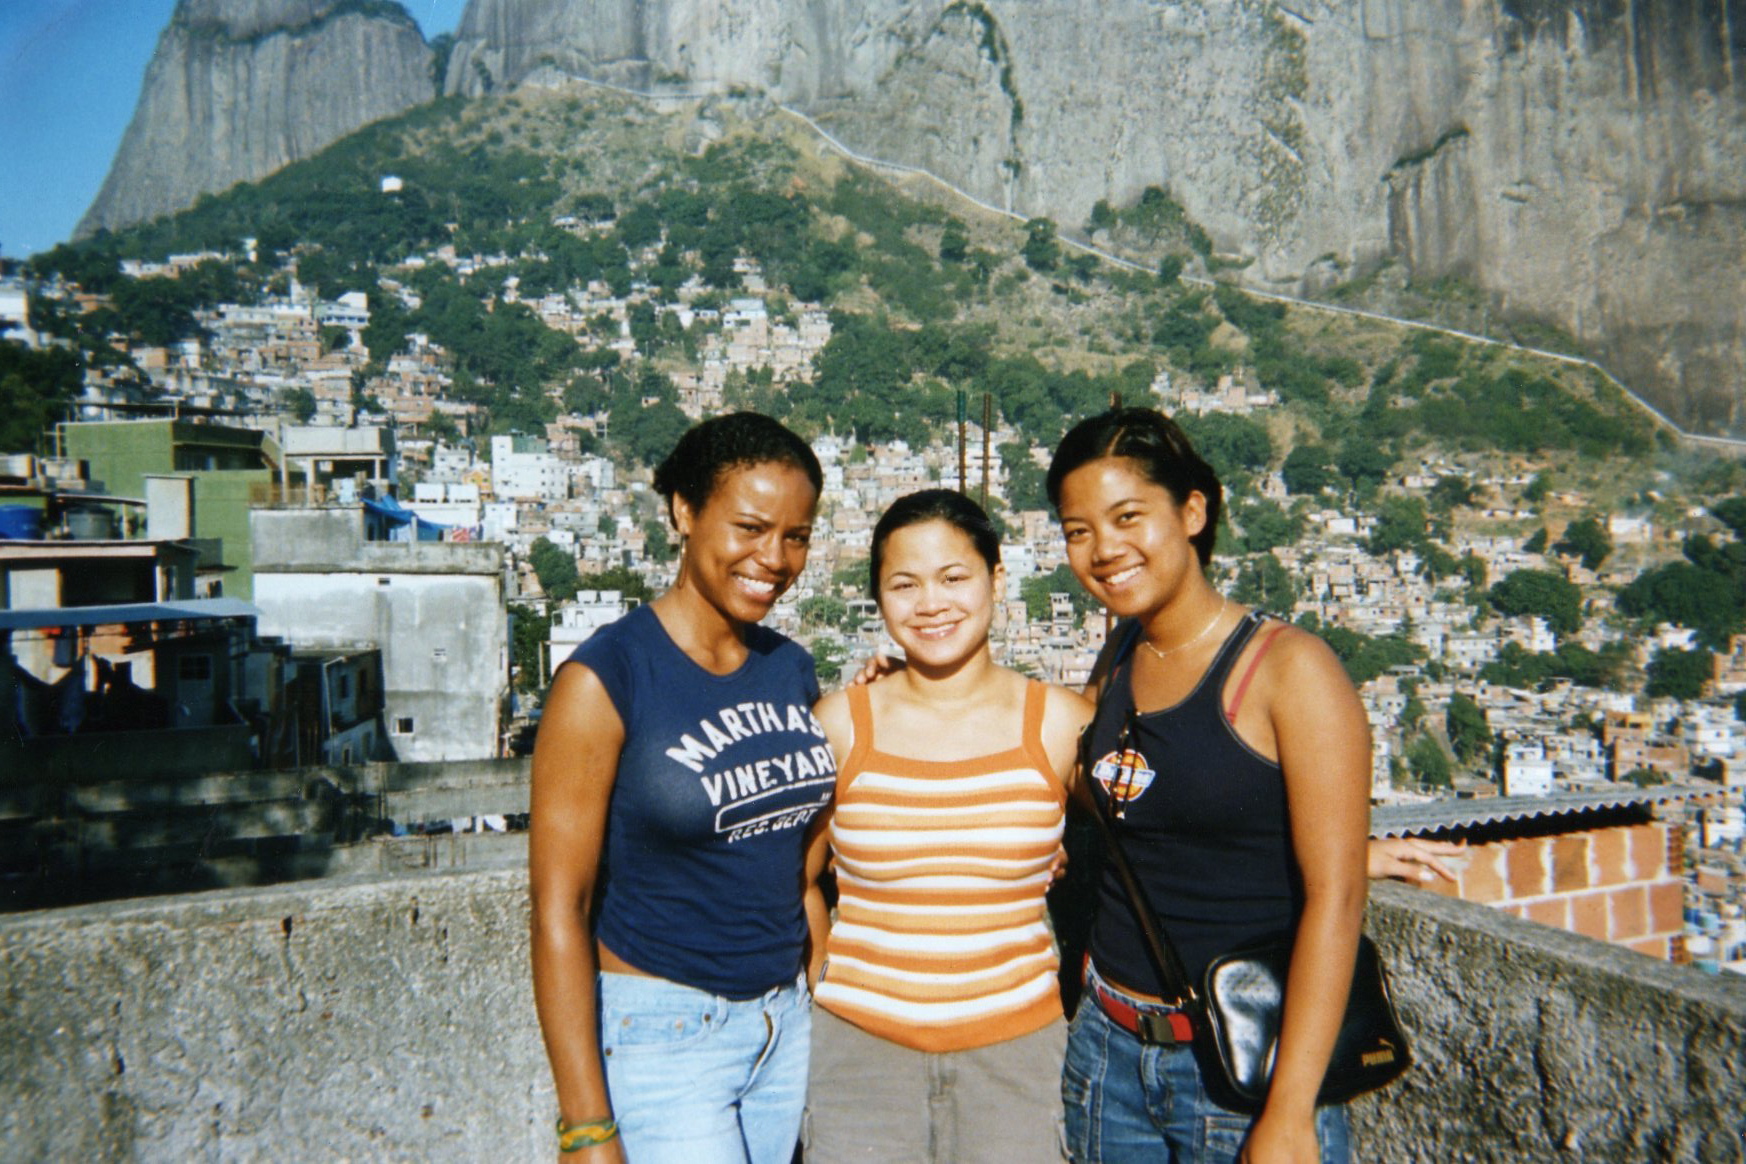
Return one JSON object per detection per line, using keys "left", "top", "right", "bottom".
{"left": 876, "top": 518, "right": 1002, "bottom": 670}
{"left": 673, "top": 460, "right": 817, "bottom": 627}
{"left": 1055, "top": 456, "right": 1206, "bottom": 620}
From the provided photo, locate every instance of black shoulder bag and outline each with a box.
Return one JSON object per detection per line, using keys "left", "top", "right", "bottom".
{"left": 1076, "top": 624, "right": 1412, "bottom": 1110}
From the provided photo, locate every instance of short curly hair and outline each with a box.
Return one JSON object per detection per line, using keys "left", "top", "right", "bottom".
{"left": 652, "top": 412, "right": 823, "bottom": 525}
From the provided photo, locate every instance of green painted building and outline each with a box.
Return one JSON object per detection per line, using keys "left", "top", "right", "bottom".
{"left": 61, "top": 420, "right": 278, "bottom": 599}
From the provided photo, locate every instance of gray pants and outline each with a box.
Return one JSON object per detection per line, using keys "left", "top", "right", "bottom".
{"left": 803, "top": 1006, "right": 1068, "bottom": 1164}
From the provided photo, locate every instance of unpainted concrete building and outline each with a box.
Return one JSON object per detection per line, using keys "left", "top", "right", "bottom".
{"left": 250, "top": 506, "right": 508, "bottom": 762}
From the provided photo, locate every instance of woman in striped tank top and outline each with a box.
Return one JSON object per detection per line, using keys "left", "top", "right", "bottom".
{"left": 802, "top": 489, "right": 1094, "bottom": 1164}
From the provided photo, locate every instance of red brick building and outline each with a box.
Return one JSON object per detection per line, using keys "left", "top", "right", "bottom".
{"left": 1373, "top": 789, "right": 1698, "bottom": 961}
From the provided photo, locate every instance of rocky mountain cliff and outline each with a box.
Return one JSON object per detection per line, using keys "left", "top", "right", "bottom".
{"left": 77, "top": 0, "right": 435, "bottom": 241}
{"left": 440, "top": 0, "right": 1746, "bottom": 436}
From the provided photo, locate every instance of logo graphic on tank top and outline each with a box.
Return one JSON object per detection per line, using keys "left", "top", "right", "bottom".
{"left": 1091, "top": 748, "right": 1156, "bottom": 817}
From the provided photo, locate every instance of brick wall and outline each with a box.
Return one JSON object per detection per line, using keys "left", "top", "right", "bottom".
{"left": 1424, "top": 821, "right": 1686, "bottom": 960}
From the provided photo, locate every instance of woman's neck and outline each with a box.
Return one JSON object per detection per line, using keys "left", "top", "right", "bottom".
{"left": 651, "top": 583, "right": 747, "bottom": 671}
{"left": 894, "top": 644, "right": 1001, "bottom": 708}
{"left": 1139, "top": 578, "right": 1228, "bottom": 653}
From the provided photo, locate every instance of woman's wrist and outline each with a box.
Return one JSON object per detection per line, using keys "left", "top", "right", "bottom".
{"left": 556, "top": 1115, "right": 618, "bottom": 1153}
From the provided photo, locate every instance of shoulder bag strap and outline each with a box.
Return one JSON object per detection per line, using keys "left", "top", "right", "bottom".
{"left": 1074, "top": 624, "right": 1202, "bottom": 1010}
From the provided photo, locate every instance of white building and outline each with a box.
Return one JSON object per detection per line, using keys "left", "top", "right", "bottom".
{"left": 547, "top": 591, "right": 633, "bottom": 678}
{"left": 491, "top": 435, "right": 568, "bottom": 503}
{"left": 1502, "top": 742, "right": 1556, "bottom": 796}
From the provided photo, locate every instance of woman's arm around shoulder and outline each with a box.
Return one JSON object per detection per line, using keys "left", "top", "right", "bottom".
{"left": 529, "top": 662, "right": 627, "bottom": 1163}
{"left": 1037, "top": 682, "right": 1095, "bottom": 794}
{"left": 1244, "top": 626, "right": 1370, "bottom": 1164}
{"left": 802, "top": 688, "right": 854, "bottom": 988}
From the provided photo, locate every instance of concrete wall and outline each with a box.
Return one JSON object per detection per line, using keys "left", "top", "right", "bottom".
{"left": 1357, "top": 882, "right": 1746, "bottom": 1162}
{"left": 2, "top": 875, "right": 1741, "bottom": 1161}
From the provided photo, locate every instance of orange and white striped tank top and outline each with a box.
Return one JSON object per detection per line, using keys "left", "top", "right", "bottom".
{"left": 814, "top": 680, "right": 1067, "bottom": 1052}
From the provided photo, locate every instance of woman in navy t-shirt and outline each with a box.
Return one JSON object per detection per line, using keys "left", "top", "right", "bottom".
{"left": 530, "top": 413, "right": 830, "bottom": 1163}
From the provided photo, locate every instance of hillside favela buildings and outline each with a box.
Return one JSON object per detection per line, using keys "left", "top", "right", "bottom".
{"left": 3, "top": 235, "right": 1744, "bottom": 968}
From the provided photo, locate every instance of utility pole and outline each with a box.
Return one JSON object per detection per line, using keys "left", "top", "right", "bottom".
{"left": 980, "top": 393, "right": 992, "bottom": 510}
{"left": 957, "top": 388, "right": 967, "bottom": 494}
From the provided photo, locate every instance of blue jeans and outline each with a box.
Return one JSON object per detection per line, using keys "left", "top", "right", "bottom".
{"left": 599, "top": 970, "right": 811, "bottom": 1164}
{"left": 1061, "top": 990, "right": 1351, "bottom": 1164}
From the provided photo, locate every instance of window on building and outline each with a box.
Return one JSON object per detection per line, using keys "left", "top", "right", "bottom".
{"left": 178, "top": 654, "right": 212, "bottom": 682}
{"left": 395, "top": 717, "right": 416, "bottom": 734}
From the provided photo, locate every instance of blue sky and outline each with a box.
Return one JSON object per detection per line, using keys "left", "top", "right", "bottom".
{"left": 0, "top": 0, "right": 469, "bottom": 260}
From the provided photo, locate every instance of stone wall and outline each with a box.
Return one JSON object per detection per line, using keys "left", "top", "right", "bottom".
{"left": 1358, "top": 882, "right": 1745, "bottom": 1162}
{"left": 1, "top": 872, "right": 1740, "bottom": 1160}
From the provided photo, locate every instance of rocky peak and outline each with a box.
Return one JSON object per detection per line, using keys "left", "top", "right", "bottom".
{"left": 77, "top": 0, "right": 435, "bottom": 240}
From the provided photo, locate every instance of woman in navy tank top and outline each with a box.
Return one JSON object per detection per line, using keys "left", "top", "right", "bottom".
{"left": 529, "top": 413, "right": 829, "bottom": 1164}
{"left": 1048, "top": 408, "right": 1371, "bottom": 1164}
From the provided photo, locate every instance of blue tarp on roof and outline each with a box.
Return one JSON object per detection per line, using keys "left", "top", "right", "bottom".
{"left": 363, "top": 495, "right": 447, "bottom": 542}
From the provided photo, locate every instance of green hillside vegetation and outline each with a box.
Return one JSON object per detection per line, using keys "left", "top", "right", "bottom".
{"left": 12, "top": 83, "right": 1704, "bottom": 620}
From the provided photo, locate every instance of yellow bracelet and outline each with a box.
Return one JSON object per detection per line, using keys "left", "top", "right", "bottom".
{"left": 556, "top": 1115, "right": 619, "bottom": 1152}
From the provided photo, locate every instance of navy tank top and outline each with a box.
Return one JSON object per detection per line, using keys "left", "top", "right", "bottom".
{"left": 1082, "top": 611, "right": 1303, "bottom": 993}
{"left": 566, "top": 604, "right": 837, "bottom": 998}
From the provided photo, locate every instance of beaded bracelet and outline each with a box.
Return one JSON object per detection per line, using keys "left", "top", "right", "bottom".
{"left": 556, "top": 1115, "right": 619, "bottom": 1153}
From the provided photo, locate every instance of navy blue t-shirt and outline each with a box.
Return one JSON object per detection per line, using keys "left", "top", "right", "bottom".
{"left": 565, "top": 604, "right": 836, "bottom": 999}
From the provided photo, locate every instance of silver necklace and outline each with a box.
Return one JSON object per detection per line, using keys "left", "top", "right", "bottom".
{"left": 1141, "top": 595, "right": 1229, "bottom": 663}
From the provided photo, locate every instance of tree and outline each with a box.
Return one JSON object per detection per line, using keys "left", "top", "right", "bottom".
{"left": 508, "top": 603, "right": 553, "bottom": 693}
{"left": 1645, "top": 648, "right": 1712, "bottom": 700}
{"left": 1234, "top": 499, "right": 1300, "bottom": 554}
{"left": 1617, "top": 556, "right": 1746, "bottom": 649}
{"left": 1180, "top": 413, "right": 1272, "bottom": 482}
{"left": 1406, "top": 734, "right": 1452, "bottom": 788}
{"left": 1523, "top": 527, "right": 1549, "bottom": 554}
{"left": 0, "top": 341, "right": 82, "bottom": 452}
{"left": 282, "top": 386, "right": 318, "bottom": 423}
{"left": 1456, "top": 553, "right": 1488, "bottom": 592}
{"left": 643, "top": 520, "right": 674, "bottom": 563}
{"left": 1233, "top": 554, "right": 1296, "bottom": 615}
{"left": 999, "top": 443, "right": 1048, "bottom": 512}
{"left": 1021, "top": 218, "right": 1059, "bottom": 272}
{"left": 1336, "top": 438, "right": 1394, "bottom": 495}
{"left": 812, "top": 637, "right": 848, "bottom": 685}
{"left": 800, "top": 594, "right": 849, "bottom": 630}
{"left": 1554, "top": 516, "right": 1612, "bottom": 571}
{"left": 1712, "top": 496, "right": 1746, "bottom": 539}
{"left": 1428, "top": 475, "right": 1477, "bottom": 512}
{"left": 1488, "top": 569, "right": 1583, "bottom": 635}
{"left": 1446, "top": 693, "right": 1489, "bottom": 764}
{"left": 939, "top": 220, "right": 969, "bottom": 264}
{"left": 1313, "top": 621, "right": 1424, "bottom": 684}
{"left": 614, "top": 400, "right": 690, "bottom": 468}
{"left": 1157, "top": 254, "right": 1185, "bottom": 285}
{"left": 1523, "top": 473, "right": 1551, "bottom": 503}
{"left": 1281, "top": 445, "right": 1336, "bottom": 496}
{"left": 528, "top": 537, "right": 580, "bottom": 603}
{"left": 1367, "top": 496, "right": 1431, "bottom": 557}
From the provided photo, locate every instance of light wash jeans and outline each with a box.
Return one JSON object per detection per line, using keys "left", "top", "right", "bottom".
{"left": 1061, "top": 985, "right": 1351, "bottom": 1164}
{"left": 599, "top": 970, "right": 811, "bottom": 1164}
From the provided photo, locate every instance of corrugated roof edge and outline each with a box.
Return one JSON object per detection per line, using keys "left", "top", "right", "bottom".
{"left": 1371, "top": 786, "right": 1712, "bottom": 838}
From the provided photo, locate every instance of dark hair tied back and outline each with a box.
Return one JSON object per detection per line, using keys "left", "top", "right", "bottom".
{"left": 653, "top": 412, "right": 823, "bottom": 524}
{"left": 1045, "top": 407, "right": 1223, "bottom": 567}
{"left": 870, "top": 489, "right": 1002, "bottom": 597}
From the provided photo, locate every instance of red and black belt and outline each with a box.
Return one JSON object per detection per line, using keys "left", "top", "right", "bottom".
{"left": 1084, "top": 959, "right": 1196, "bottom": 1046}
